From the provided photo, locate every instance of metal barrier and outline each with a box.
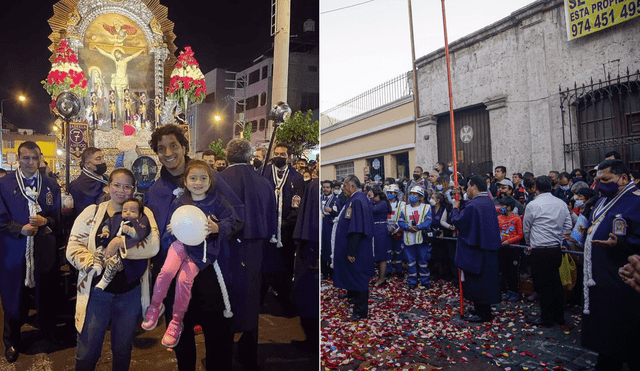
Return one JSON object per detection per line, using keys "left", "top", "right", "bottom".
{"left": 435, "top": 236, "right": 584, "bottom": 255}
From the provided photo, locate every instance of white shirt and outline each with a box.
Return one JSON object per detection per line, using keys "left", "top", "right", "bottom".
{"left": 522, "top": 192, "right": 572, "bottom": 247}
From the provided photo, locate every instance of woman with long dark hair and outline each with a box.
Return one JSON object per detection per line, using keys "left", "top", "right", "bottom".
{"left": 369, "top": 185, "right": 392, "bottom": 286}
{"left": 67, "top": 168, "right": 160, "bottom": 371}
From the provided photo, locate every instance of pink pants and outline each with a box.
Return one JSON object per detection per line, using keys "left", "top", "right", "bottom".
{"left": 151, "top": 241, "right": 199, "bottom": 322}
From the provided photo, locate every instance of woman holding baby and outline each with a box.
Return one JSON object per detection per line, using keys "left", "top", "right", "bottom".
{"left": 66, "top": 167, "right": 160, "bottom": 371}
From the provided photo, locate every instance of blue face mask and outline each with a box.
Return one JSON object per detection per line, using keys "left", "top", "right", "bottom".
{"left": 498, "top": 207, "right": 507, "bottom": 215}
{"left": 599, "top": 180, "right": 620, "bottom": 198}
{"left": 436, "top": 185, "right": 443, "bottom": 191}
{"left": 573, "top": 177, "right": 583, "bottom": 183}
{"left": 408, "top": 195, "right": 419, "bottom": 204}
{"left": 574, "top": 200, "right": 584, "bottom": 208}
{"left": 560, "top": 184, "right": 570, "bottom": 191}
{"left": 388, "top": 193, "right": 396, "bottom": 200}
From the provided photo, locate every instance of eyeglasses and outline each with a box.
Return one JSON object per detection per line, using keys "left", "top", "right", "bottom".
{"left": 111, "top": 183, "right": 135, "bottom": 191}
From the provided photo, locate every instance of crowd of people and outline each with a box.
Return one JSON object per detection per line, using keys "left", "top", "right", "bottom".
{"left": 0, "top": 124, "right": 319, "bottom": 371}
{"left": 322, "top": 151, "right": 640, "bottom": 371}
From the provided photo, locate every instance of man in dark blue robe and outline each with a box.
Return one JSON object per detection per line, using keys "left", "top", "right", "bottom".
{"left": 293, "top": 177, "right": 319, "bottom": 352}
{"left": 146, "top": 125, "right": 242, "bottom": 371}
{"left": 321, "top": 180, "right": 342, "bottom": 280}
{"left": 0, "top": 141, "right": 61, "bottom": 363}
{"left": 451, "top": 174, "right": 501, "bottom": 323}
{"left": 219, "top": 138, "right": 277, "bottom": 369}
{"left": 581, "top": 159, "right": 640, "bottom": 371}
{"left": 262, "top": 142, "right": 305, "bottom": 307}
{"left": 68, "top": 147, "right": 108, "bottom": 217}
{"left": 332, "top": 175, "right": 374, "bottom": 320}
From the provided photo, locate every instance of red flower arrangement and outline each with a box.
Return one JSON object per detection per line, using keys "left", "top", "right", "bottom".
{"left": 41, "top": 40, "right": 89, "bottom": 102}
{"left": 166, "top": 46, "right": 206, "bottom": 110}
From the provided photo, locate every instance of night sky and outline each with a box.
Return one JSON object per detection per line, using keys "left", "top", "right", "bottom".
{"left": 0, "top": 0, "right": 317, "bottom": 134}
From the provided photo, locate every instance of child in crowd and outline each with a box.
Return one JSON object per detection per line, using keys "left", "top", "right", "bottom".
{"left": 93, "top": 198, "right": 150, "bottom": 290}
{"left": 497, "top": 197, "right": 523, "bottom": 302}
{"left": 141, "top": 160, "right": 231, "bottom": 348}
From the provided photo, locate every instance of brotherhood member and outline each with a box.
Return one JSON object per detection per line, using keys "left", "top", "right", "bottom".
{"left": 333, "top": 181, "right": 347, "bottom": 203}
{"left": 0, "top": 141, "right": 61, "bottom": 363}
{"left": 397, "top": 186, "right": 432, "bottom": 289}
{"left": 292, "top": 176, "right": 320, "bottom": 353}
{"left": 69, "top": 147, "right": 108, "bottom": 217}
{"left": 262, "top": 142, "right": 305, "bottom": 305}
{"left": 219, "top": 139, "right": 277, "bottom": 369}
{"left": 581, "top": 159, "right": 640, "bottom": 371}
{"left": 202, "top": 149, "right": 216, "bottom": 168}
{"left": 451, "top": 175, "right": 502, "bottom": 323}
{"left": 385, "top": 184, "right": 405, "bottom": 278}
{"left": 321, "top": 180, "right": 342, "bottom": 280}
{"left": 252, "top": 146, "right": 266, "bottom": 171}
{"left": 214, "top": 158, "right": 228, "bottom": 172}
{"left": 332, "top": 175, "right": 374, "bottom": 320}
{"left": 145, "top": 124, "right": 242, "bottom": 371}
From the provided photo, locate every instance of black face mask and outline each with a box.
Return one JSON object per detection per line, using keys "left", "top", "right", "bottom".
{"left": 273, "top": 157, "right": 287, "bottom": 168}
{"left": 413, "top": 173, "right": 421, "bottom": 181}
{"left": 216, "top": 166, "right": 226, "bottom": 172}
{"left": 253, "top": 159, "right": 263, "bottom": 169}
{"left": 95, "top": 163, "right": 107, "bottom": 175}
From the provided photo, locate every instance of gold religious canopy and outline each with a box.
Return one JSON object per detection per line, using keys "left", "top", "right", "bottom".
{"left": 46, "top": 0, "right": 178, "bottom": 96}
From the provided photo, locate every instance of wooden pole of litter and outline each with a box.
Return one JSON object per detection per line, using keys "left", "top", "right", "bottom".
{"left": 440, "top": 0, "right": 464, "bottom": 318}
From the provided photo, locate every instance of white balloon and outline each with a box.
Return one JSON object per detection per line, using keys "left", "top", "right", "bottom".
{"left": 170, "top": 205, "right": 208, "bottom": 246}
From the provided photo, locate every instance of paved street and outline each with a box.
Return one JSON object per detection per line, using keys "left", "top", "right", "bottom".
{"left": 0, "top": 289, "right": 317, "bottom": 371}
{"left": 321, "top": 276, "right": 626, "bottom": 371}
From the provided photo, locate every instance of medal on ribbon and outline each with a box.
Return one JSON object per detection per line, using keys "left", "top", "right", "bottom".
{"left": 613, "top": 214, "right": 627, "bottom": 236}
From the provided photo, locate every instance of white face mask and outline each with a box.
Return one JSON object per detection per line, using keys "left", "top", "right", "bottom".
{"left": 333, "top": 189, "right": 340, "bottom": 195}
{"left": 429, "top": 199, "right": 436, "bottom": 206}
{"left": 463, "top": 193, "right": 469, "bottom": 201}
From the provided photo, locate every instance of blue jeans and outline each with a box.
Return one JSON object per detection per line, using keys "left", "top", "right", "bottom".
{"left": 404, "top": 243, "right": 431, "bottom": 285}
{"left": 76, "top": 285, "right": 142, "bottom": 371}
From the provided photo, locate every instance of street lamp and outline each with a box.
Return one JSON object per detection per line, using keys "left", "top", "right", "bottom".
{"left": 1, "top": 95, "right": 28, "bottom": 168}
{"left": 1, "top": 95, "right": 27, "bottom": 127}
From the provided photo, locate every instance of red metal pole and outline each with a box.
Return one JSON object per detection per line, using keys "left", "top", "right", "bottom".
{"left": 440, "top": 0, "right": 464, "bottom": 318}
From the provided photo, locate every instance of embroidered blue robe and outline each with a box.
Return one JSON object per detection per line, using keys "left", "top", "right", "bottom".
{"left": 262, "top": 164, "right": 305, "bottom": 228}
{"left": 332, "top": 190, "right": 375, "bottom": 291}
{"left": 293, "top": 178, "right": 320, "bottom": 319}
{"left": 0, "top": 174, "right": 61, "bottom": 319}
{"left": 68, "top": 171, "right": 107, "bottom": 217}
{"left": 321, "top": 193, "right": 342, "bottom": 263}
{"left": 581, "top": 185, "right": 640, "bottom": 361}
{"left": 219, "top": 164, "right": 277, "bottom": 332}
{"left": 262, "top": 164, "right": 305, "bottom": 273}
{"left": 451, "top": 193, "right": 501, "bottom": 305}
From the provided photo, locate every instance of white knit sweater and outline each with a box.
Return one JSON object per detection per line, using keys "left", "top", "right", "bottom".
{"left": 66, "top": 201, "right": 160, "bottom": 332}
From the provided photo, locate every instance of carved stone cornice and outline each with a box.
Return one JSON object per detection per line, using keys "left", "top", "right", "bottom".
{"left": 484, "top": 95, "right": 508, "bottom": 111}
{"left": 417, "top": 114, "right": 437, "bottom": 127}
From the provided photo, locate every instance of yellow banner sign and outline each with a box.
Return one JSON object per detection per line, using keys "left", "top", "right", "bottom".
{"left": 565, "top": 0, "right": 640, "bottom": 40}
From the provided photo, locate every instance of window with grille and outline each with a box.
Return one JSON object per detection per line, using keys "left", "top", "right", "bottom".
{"left": 335, "top": 162, "right": 354, "bottom": 182}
